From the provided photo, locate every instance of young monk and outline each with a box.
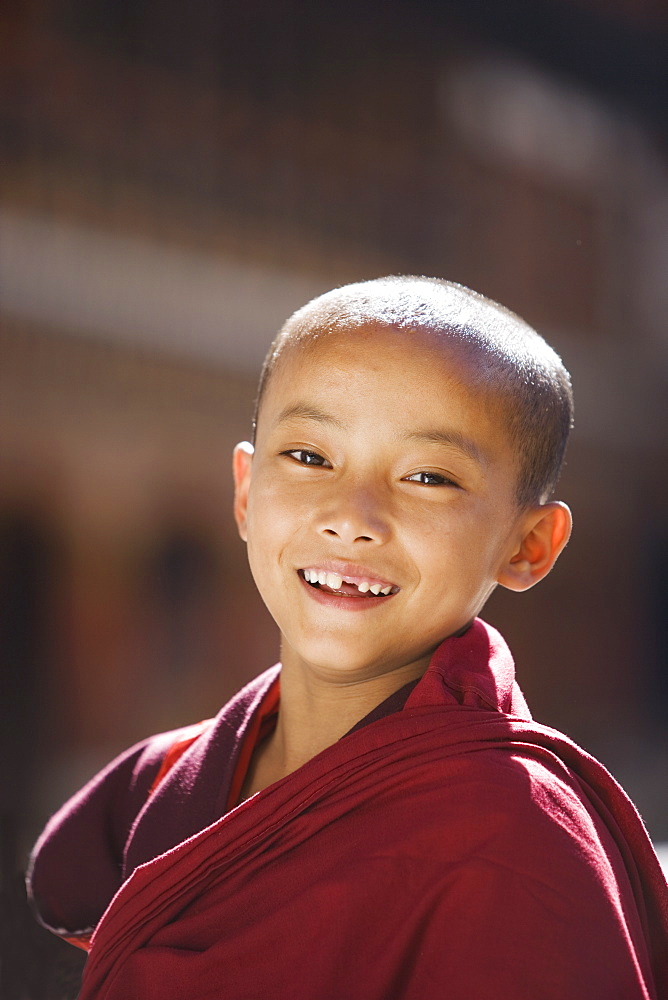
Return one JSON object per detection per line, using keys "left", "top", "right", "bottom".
{"left": 29, "top": 277, "right": 668, "bottom": 999}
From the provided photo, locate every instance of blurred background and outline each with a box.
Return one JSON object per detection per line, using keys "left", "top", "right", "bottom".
{"left": 1, "top": 0, "right": 667, "bottom": 995}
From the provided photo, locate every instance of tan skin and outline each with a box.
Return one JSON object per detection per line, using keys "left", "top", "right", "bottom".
{"left": 233, "top": 325, "right": 572, "bottom": 801}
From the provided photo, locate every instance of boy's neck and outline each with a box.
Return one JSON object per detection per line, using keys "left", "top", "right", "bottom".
{"left": 238, "top": 656, "right": 429, "bottom": 803}
{"left": 271, "top": 655, "right": 430, "bottom": 775}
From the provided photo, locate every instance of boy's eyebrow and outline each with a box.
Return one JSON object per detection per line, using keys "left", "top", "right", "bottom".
{"left": 276, "top": 403, "right": 345, "bottom": 428}
{"left": 277, "top": 405, "right": 486, "bottom": 464}
{"left": 404, "top": 429, "right": 485, "bottom": 465}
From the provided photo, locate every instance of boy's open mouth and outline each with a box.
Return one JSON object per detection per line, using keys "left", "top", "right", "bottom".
{"left": 299, "top": 568, "right": 399, "bottom": 598}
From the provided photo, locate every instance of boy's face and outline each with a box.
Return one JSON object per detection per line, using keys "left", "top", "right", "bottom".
{"left": 235, "top": 324, "right": 539, "bottom": 686}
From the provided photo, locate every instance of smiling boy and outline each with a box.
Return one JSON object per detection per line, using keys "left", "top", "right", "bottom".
{"left": 233, "top": 297, "right": 571, "bottom": 793}
{"left": 29, "top": 278, "right": 668, "bottom": 999}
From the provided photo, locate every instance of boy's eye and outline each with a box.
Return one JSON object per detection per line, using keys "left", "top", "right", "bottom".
{"left": 282, "top": 449, "right": 331, "bottom": 468}
{"left": 403, "top": 471, "right": 455, "bottom": 486}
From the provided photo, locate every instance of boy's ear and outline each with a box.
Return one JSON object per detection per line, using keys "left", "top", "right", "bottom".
{"left": 232, "top": 441, "right": 254, "bottom": 542}
{"left": 497, "top": 501, "right": 572, "bottom": 592}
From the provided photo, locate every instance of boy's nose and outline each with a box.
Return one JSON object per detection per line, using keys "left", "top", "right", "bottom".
{"left": 316, "top": 484, "right": 390, "bottom": 546}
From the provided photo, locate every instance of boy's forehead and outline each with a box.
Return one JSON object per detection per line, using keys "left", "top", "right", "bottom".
{"left": 255, "top": 320, "right": 525, "bottom": 493}
{"left": 275, "top": 320, "right": 500, "bottom": 392}
{"left": 259, "top": 322, "right": 518, "bottom": 458}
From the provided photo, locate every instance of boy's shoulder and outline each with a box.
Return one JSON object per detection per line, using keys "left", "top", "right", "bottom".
{"left": 27, "top": 724, "right": 187, "bottom": 937}
{"left": 28, "top": 665, "right": 282, "bottom": 938}
{"left": 410, "top": 739, "right": 618, "bottom": 877}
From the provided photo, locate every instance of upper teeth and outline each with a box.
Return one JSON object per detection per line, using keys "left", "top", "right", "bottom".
{"left": 303, "top": 569, "right": 394, "bottom": 595}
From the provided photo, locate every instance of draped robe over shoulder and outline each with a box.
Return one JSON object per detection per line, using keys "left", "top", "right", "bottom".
{"left": 29, "top": 620, "right": 668, "bottom": 999}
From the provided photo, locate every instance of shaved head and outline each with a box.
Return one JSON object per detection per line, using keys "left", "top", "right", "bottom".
{"left": 253, "top": 276, "right": 573, "bottom": 507}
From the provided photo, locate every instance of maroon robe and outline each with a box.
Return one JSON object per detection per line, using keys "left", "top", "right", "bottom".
{"left": 29, "top": 620, "right": 668, "bottom": 999}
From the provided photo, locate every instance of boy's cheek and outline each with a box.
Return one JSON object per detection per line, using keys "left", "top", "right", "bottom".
{"left": 248, "top": 478, "right": 312, "bottom": 525}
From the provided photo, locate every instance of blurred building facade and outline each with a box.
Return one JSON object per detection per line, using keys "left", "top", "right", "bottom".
{"left": 1, "top": 3, "right": 667, "bottom": 992}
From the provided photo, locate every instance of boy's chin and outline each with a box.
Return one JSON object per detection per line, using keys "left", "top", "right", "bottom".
{"left": 279, "top": 638, "right": 434, "bottom": 687}
{"left": 450, "top": 618, "right": 476, "bottom": 638}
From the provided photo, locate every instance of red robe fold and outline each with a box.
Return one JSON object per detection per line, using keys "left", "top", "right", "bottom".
{"left": 31, "top": 621, "right": 668, "bottom": 999}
